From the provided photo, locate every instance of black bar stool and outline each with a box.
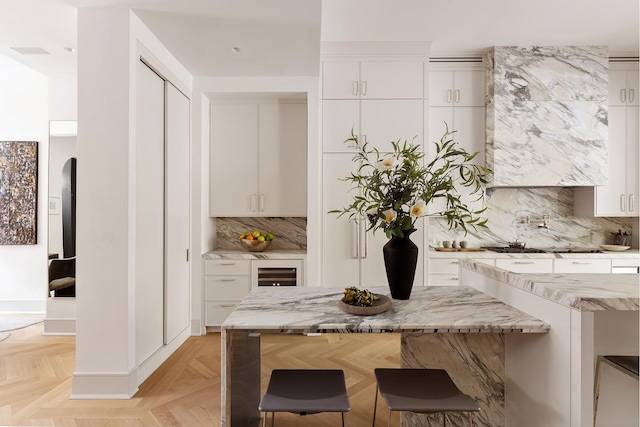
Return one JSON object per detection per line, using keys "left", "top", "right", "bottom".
{"left": 259, "top": 369, "right": 351, "bottom": 426}
{"left": 373, "top": 368, "right": 480, "bottom": 427}
{"left": 593, "top": 355, "right": 639, "bottom": 425}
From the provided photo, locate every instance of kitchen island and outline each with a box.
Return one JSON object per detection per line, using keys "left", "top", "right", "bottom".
{"left": 460, "top": 260, "right": 639, "bottom": 427}
{"left": 221, "top": 286, "right": 549, "bottom": 427}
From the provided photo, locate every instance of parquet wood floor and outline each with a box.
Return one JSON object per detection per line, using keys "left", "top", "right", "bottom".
{"left": 0, "top": 321, "right": 402, "bottom": 426}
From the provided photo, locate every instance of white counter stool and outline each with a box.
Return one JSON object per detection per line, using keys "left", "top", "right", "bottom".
{"left": 259, "top": 369, "right": 350, "bottom": 427}
{"left": 593, "top": 355, "right": 639, "bottom": 425}
{"left": 372, "top": 368, "right": 480, "bottom": 427}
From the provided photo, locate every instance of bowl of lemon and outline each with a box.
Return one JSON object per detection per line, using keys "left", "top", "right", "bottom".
{"left": 240, "top": 231, "right": 275, "bottom": 252}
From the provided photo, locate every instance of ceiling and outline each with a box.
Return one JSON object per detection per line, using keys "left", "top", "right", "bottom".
{"left": 0, "top": 0, "right": 638, "bottom": 79}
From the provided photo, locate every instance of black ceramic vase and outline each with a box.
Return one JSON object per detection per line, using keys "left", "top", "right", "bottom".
{"left": 383, "top": 229, "right": 418, "bottom": 300}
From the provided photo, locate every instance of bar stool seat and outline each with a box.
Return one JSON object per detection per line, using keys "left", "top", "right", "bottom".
{"left": 259, "top": 369, "right": 350, "bottom": 427}
{"left": 373, "top": 368, "right": 480, "bottom": 426}
{"left": 594, "top": 355, "right": 639, "bottom": 425}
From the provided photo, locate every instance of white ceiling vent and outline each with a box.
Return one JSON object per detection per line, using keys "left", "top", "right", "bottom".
{"left": 10, "top": 47, "right": 50, "bottom": 55}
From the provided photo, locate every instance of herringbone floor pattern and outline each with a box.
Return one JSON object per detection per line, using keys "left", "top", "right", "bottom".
{"left": 0, "top": 321, "right": 402, "bottom": 426}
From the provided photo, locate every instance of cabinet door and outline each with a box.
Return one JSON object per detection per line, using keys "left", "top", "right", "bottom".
{"left": 626, "top": 106, "right": 639, "bottom": 214}
{"left": 323, "top": 61, "right": 360, "bottom": 99}
{"left": 360, "top": 61, "right": 424, "bottom": 99}
{"left": 609, "top": 70, "right": 627, "bottom": 107}
{"left": 210, "top": 103, "right": 258, "bottom": 216}
{"left": 429, "top": 71, "right": 455, "bottom": 106}
{"left": 596, "top": 106, "right": 627, "bottom": 216}
{"left": 453, "top": 70, "right": 485, "bottom": 107}
{"left": 454, "top": 107, "right": 487, "bottom": 214}
{"left": 259, "top": 103, "right": 307, "bottom": 216}
{"left": 322, "top": 153, "right": 360, "bottom": 287}
{"left": 322, "top": 100, "right": 360, "bottom": 152}
{"left": 361, "top": 100, "right": 424, "bottom": 152}
{"left": 554, "top": 258, "right": 611, "bottom": 273}
{"left": 427, "top": 107, "right": 453, "bottom": 215}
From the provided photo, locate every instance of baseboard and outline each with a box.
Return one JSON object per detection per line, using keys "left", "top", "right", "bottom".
{"left": 137, "top": 327, "right": 191, "bottom": 385}
{"left": 43, "top": 318, "right": 76, "bottom": 335}
{"left": 71, "top": 368, "right": 138, "bottom": 399}
{"left": 0, "top": 300, "right": 46, "bottom": 313}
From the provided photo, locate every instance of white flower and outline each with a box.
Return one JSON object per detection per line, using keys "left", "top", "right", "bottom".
{"left": 410, "top": 200, "right": 427, "bottom": 218}
{"left": 383, "top": 209, "right": 397, "bottom": 224}
{"left": 365, "top": 207, "right": 378, "bottom": 216}
{"left": 376, "top": 154, "right": 398, "bottom": 172}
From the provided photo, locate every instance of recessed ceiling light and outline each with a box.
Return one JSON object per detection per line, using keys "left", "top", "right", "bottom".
{"left": 231, "top": 47, "right": 241, "bottom": 53}
{"left": 64, "top": 47, "right": 76, "bottom": 53}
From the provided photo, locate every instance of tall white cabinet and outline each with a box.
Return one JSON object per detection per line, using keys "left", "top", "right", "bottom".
{"left": 427, "top": 64, "right": 486, "bottom": 215}
{"left": 320, "top": 43, "right": 430, "bottom": 288}
{"left": 575, "top": 64, "right": 639, "bottom": 217}
{"left": 135, "top": 60, "right": 191, "bottom": 368}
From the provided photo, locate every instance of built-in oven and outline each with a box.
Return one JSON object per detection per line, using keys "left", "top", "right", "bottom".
{"left": 251, "top": 259, "right": 304, "bottom": 288}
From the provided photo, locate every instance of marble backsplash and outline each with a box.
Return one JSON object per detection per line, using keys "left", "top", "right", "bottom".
{"left": 428, "top": 187, "right": 634, "bottom": 248}
{"left": 215, "top": 217, "right": 307, "bottom": 250}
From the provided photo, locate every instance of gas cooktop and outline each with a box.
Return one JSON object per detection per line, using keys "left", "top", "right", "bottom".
{"left": 482, "top": 246, "right": 603, "bottom": 254}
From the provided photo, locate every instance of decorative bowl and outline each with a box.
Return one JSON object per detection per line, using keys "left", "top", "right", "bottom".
{"left": 241, "top": 239, "right": 273, "bottom": 252}
{"left": 339, "top": 294, "right": 391, "bottom": 316}
{"left": 599, "top": 244, "right": 631, "bottom": 252}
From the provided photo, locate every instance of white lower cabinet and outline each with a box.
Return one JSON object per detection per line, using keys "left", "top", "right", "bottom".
{"left": 428, "top": 258, "right": 495, "bottom": 286}
{"left": 554, "top": 258, "right": 612, "bottom": 273}
{"left": 495, "top": 258, "right": 553, "bottom": 273}
{"left": 204, "top": 259, "right": 251, "bottom": 327}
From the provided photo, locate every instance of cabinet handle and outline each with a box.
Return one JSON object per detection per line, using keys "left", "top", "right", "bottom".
{"left": 451, "top": 277, "right": 459, "bottom": 281}
{"left": 361, "top": 81, "right": 367, "bottom": 96}
{"left": 220, "top": 304, "right": 235, "bottom": 308}
{"left": 630, "top": 89, "right": 635, "bottom": 103}
{"left": 621, "top": 89, "right": 627, "bottom": 103}
{"left": 259, "top": 194, "right": 265, "bottom": 212}
{"left": 629, "top": 194, "right": 635, "bottom": 211}
{"left": 218, "top": 278, "right": 236, "bottom": 282}
{"left": 220, "top": 262, "right": 236, "bottom": 265}
{"left": 350, "top": 218, "right": 360, "bottom": 259}
{"left": 621, "top": 194, "right": 627, "bottom": 212}
{"left": 447, "top": 90, "right": 452, "bottom": 104}
{"left": 455, "top": 89, "right": 461, "bottom": 103}
{"left": 514, "top": 261, "right": 535, "bottom": 265}
{"left": 450, "top": 261, "right": 460, "bottom": 264}
{"left": 352, "top": 81, "right": 359, "bottom": 96}
{"left": 572, "top": 261, "right": 593, "bottom": 265}
{"left": 363, "top": 221, "right": 368, "bottom": 259}
{"left": 251, "top": 194, "right": 257, "bottom": 212}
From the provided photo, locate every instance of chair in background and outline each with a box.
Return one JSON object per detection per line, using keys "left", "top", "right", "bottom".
{"left": 48, "top": 257, "right": 76, "bottom": 297}
{"left": 259, "top": 369, "right": 350, "bottom": 427}
{"left": 593, "top": 355, "right": 639, "bottom": 425}
{"left": 373, "top": 368, "right": 480, "bottom": 427}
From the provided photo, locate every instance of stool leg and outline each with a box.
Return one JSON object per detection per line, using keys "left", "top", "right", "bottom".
{"left": 262, "top": 412, "right": 266, "bottom": 427}
{"left": 372, "top": 384, "right": 379, "bottom": 427}
{"left": 270, "top": 412, "right": 275, "bottom": 427}
{"left": 468, "top": 412, "right": 472, "bottom": 427}
{"left": 443, "top": 412, "right": 446, "bottom": 427}
{"left": 342, "top": 411, "right": 346, "bottom": 427}
{"left": 387, "top": 409, "right": 391, "bottom": 427}
{"left": 594, "top": 356, "right": 604, "bottom": 427}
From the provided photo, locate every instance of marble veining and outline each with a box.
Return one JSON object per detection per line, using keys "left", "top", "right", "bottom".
{"left": 214, "top": 217, "right": 306, "bottom": 250}
{"left": 489, "top": 46, "right": 608, "bottom": 102}
{"left": 487, "top": 46, "right": 608, "bottom": 187}
{"left": 222, "top": 286, "right": 549, "bottom": 333}
{"left": 460, "top": 259, "right": 639, "bottom": 311}
{"left": 428, "top": 187, "right": 634, "bottom": 249}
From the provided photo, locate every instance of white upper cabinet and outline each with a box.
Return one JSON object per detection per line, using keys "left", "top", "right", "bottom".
{"left": 322, "top": 60, "right": 424, "bottom": 99}
{"left": 429, "top": 70, "right": 485, "bottom": 107}
{"left": 609, "top": 70, "right": 640, "bottom": 106}
{"left": 210, "top": 100, "right": 307, "bottom": 217}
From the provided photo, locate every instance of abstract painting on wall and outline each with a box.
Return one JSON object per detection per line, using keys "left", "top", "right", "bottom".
{"left": 0, "top": 141, "right": 38, "bottom": 244}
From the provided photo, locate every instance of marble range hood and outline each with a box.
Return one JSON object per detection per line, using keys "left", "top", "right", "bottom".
{"left": 486, "top": 46, "right": 609, "bottom": 187}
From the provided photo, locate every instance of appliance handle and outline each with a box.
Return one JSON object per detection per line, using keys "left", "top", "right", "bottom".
{"left": 621, "top": 89, "right": 627, "bottom": 103}
{"left": 455, "top": 89, "right": 461, "bottom": 103}
{"left": 352, "top": 81, "right": 358, "bottom": 96}
{"left": 350, "top": 218, "right": 360, "bottom": 259}
{"left": 621, "top": 194, "right": 627, "bottom": 212}
{"left": 361, "top": 80, "right": 367, "bottom": 96}
{"left": 251, "top": 194, "right": 256, "bottom": 212}
{"left": 629, "top": 194, "right": 635, "bottom": 212}
{"left": 363, "top": 221, "right": 368, "bottom": 259}
{"left": 630, "top": 89, "right": 635, "bottom": 103}
{"left": 259, "top": 194, "right": 265, "bottom": 212}
{"left": 447, "top": 89, "right": 452, "bottom": 104}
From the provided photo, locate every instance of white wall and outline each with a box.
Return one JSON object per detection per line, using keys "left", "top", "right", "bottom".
{"left": 0, "top": 53, "right": 49, "bottom": 313}
{"left": 73, "top": 6, "right": 193, "bottom": 398}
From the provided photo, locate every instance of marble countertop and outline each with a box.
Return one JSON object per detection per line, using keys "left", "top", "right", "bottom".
{"left": 203, "top": 249, "right": 306, "bottom": 260}
{"left": 428, "top": 248, "right": 640, "bottom": 259}
{"left": 460, "top": 259, "right": 639, "bottom": 311}
{"left": 221, "top": 286, "right": 549, "bottom": 333}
